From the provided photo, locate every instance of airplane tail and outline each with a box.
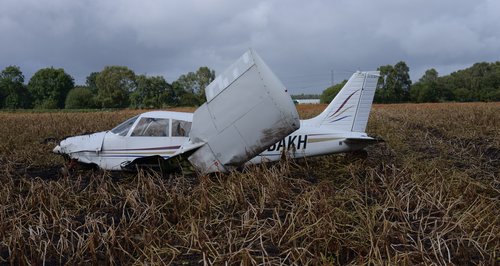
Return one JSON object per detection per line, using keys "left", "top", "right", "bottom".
{"left": 305, "top": 71, "right": 379, "bottom": 132}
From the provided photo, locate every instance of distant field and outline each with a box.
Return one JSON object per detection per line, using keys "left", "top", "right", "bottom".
{"left": 0, "top": 102, "right": 498, "bottom": 264}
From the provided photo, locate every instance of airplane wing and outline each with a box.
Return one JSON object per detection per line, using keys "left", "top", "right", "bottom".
{"left": 185, "top": 49, "right": 300, "bottom": 174}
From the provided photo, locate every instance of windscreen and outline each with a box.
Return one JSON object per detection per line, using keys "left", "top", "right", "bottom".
{"left": 111, "top": 115, "right": 139, "bottom": 136}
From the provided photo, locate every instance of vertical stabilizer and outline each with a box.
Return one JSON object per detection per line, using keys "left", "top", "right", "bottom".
{"left": 305, "top": 71, "right": 379, "bottom": 132}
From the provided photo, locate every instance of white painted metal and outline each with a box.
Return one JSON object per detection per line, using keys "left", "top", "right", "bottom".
{"left": 351, "top": 72, "right": 379, "bottom": 132}
{"left": 53, "top": 111, "right": 193, "bottom": 170}
{"left": 188, "top": 49, "right": 300, "bottom": 173}
{"left": 53, "top": 54, "right": 380, "bottom": 174}
{"left": 204, "top": 50, "right": 254, "bottom": 102}
{"left": 250, "top": 71, "right": 380, "bottom": 163}
{"left": 295, "top": 99, "right": 320, "bottom": 104}
{"left": 302, "top": 71, "right": 380, "bottom": 130}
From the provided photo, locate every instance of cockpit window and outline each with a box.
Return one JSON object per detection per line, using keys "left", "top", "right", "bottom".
{"left": 172, "top": 119, "right": 191, "bottom": 137}
{"left": 131, "top": 117, "right": 170, "bottom": 137}
{"left": 111, "top": 115, "right": 139, "bottom": 136}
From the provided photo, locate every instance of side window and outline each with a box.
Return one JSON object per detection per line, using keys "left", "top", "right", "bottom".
{"left": 131, "top": 118, "right": 169, "bottom": 137}
{"left": 172, "top": 119, "right": 192, "bottom": 137}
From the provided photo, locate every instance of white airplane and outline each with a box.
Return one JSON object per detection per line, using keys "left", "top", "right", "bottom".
{"left": 53, "top": 50, "right": 380, "bottom": 174}
{"left": 248, "top": 70, "right": 380, "bottom": 164}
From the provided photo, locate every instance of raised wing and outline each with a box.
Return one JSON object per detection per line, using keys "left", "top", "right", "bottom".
{"left": 186, "top": 50, "right": 300, "bottom": 173}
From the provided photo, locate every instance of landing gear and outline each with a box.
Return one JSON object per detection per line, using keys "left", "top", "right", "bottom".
{"left": 121, "top": 155, "right": 195, "bottom": 177}
{"left": 58, "top": 158, "right": 98, "bottom": 177}
{"left": 59, "top": 159, "right": 78, "bottom": 177}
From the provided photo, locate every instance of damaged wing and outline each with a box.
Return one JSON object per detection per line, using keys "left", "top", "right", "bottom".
{"left": 187, "top": 49, "right": 300, "bottom": 173}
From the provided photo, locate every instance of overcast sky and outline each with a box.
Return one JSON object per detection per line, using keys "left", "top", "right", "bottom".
{"left": 1, "top": 0, "right": 499, "bottom": 94}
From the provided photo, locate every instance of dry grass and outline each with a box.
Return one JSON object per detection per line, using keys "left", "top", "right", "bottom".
{"left": 0, "top": 103, "right": 499, "bottom": 264}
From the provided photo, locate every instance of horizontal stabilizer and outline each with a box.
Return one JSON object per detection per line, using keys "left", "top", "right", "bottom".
{"left": 344, "top": 136, "right": 384, "bottom": 144}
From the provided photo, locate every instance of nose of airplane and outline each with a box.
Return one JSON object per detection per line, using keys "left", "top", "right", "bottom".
{"left": 53, "top": 145, "right": 61, "bottom": 154}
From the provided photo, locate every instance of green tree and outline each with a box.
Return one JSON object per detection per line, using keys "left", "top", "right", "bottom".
{"left": 419, "top": 68, "right": 438, "bottom": 83}
{"left": 174, "top": 66, "right": 215, "bottom": 105}
{"left": 130, "top": 75, "right": 173, "bottom": 108}
{"left": 86, "top": 72, "right": 99, "bottom": 93}
{"left": 452, "top": 87, "right": 472, "bottom": 102}
{"left": 375, "top": 65, "right": 394, "bottom": 103}
{"left": 410, "top": 68, "right": 440, "bottom": 102}
{"left": 179, "top": 93, "right": 203, "bottom": 106}
{"left": 65, "top": 86, "right": 96, "bottom": 109}
{"left": 175, "top": 72, "right": 196, "bottom": 94}
{"left": 320, "top": 80, "right": 348, "bottom": 103}
{"left": 28, "top": 67, "right": 74, "bottom": 109}
{"left": 0, "top": 65, "right": 31, "bottom": 109}
{"left": 375, "top": 61, "right": 412, "bottom": 103}
{"left": 437, "top": 61, "right": 500, "bottom": 102}
{"left": 95, "top": 66, "right": 136, "bottom": 108}
{"left": 195, "top": 66, "right": 215, "bottom": 100}
{"left": 394, "top": 61, "right": 412, "bottom": 100}
{"left": 170, "top": 80, "right": 186, "bottom": 106}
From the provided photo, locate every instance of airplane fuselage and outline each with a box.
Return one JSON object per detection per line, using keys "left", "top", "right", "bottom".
{"left": 53, "top": 113, "right": 373, "bottom": 171}
{"left": 53, "top": 68, "right": 380, "bottom": 173}
{"left": 248, "top": 120, "right": 371, "bottom": 164}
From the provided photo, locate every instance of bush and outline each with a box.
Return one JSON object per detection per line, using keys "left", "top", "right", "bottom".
{"left": 28, "top": 67, "right": 74, "bottom": 109}
{"left": 65, "top": 86, "right": 95, "bottom": 109}
{"left": 320, "top": 80, "right": 347, "bottom": 104}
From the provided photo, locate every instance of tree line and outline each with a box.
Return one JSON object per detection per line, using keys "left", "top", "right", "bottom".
{"left": 2, "top": 60, "right": 499, "bottom": 110}
{"left": 320, "top": 61, "right": 500, "bottom": 104}
{"left": 0, "top": 65, "right": 215, "bottom": 109}
{"left": 291, "top": 93, "right": 320, "bottom": 100}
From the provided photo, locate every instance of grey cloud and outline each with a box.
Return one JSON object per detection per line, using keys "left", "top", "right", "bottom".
{"left": 1, "top": 0, "right": 499, "bottom": 93}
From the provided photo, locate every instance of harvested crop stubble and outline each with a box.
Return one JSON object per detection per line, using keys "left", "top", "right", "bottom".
{"left": 0, "top": 102, "right": 498, "bottom": 264}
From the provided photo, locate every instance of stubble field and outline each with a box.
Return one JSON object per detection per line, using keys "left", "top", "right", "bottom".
{"left": 0, "top": 103, "right": 498, "bottom": 265}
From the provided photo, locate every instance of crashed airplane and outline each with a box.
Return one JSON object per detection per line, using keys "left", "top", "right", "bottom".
{"left": 53, "top": 50, "right": 380, "bottom": 174}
